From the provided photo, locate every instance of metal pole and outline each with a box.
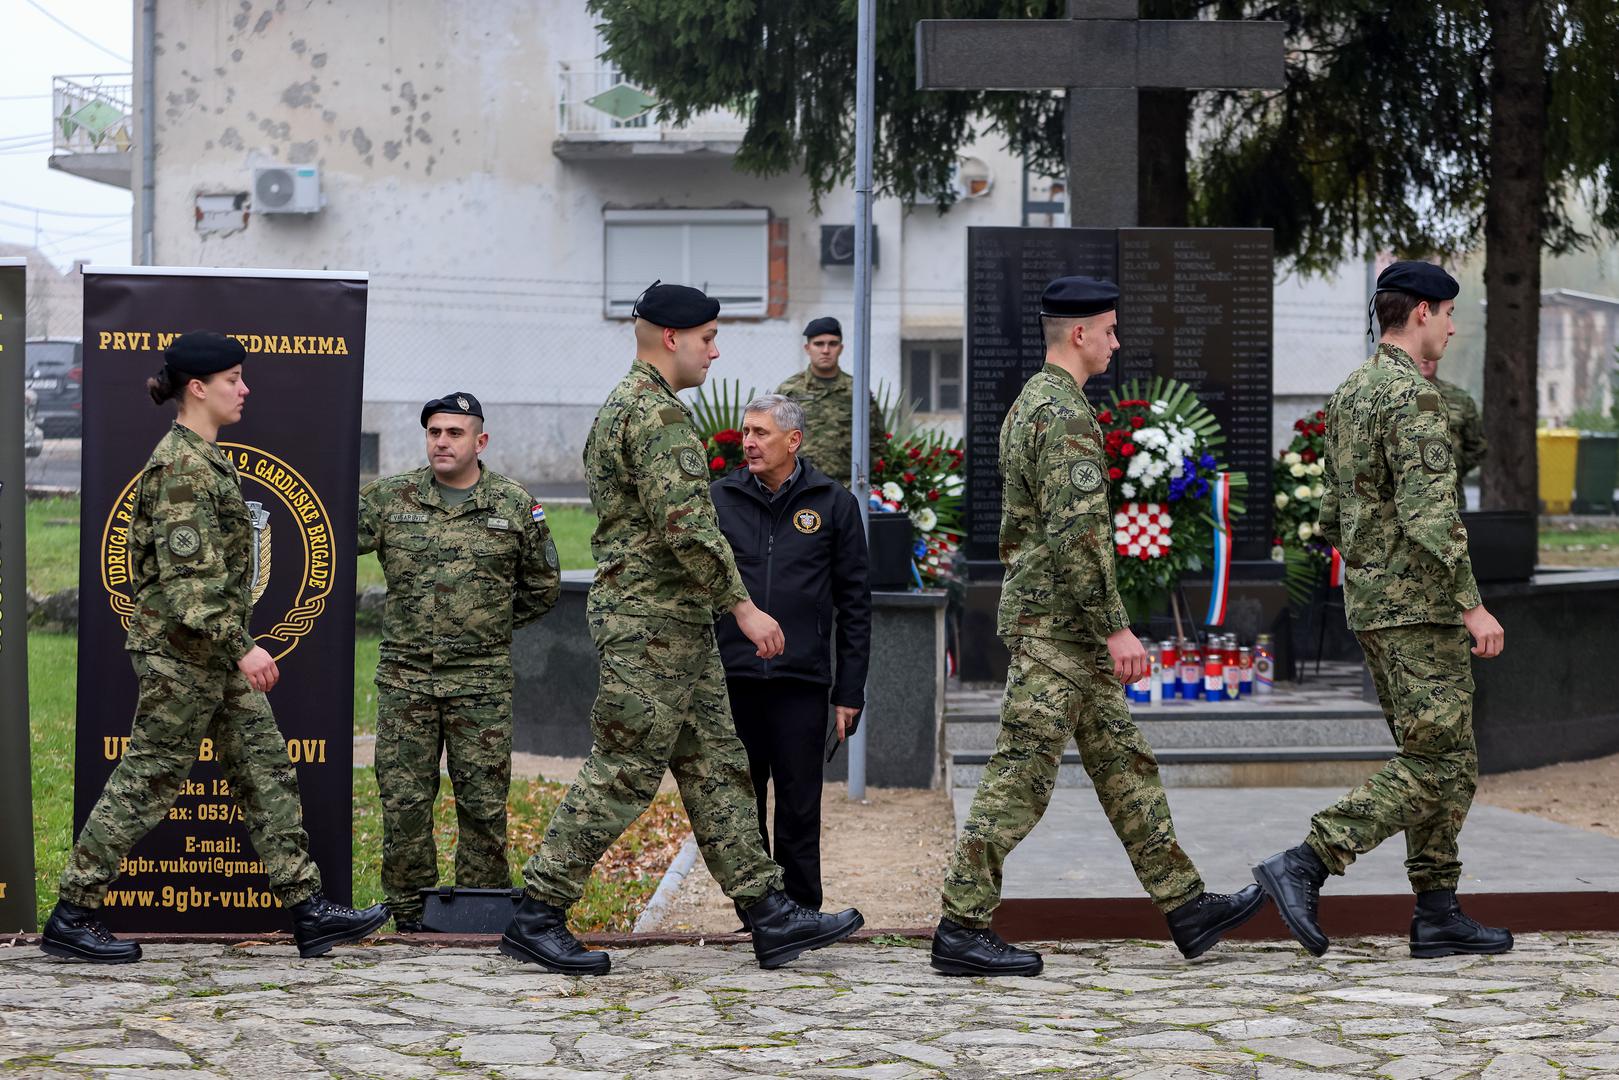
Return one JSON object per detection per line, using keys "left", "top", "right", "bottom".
{"left": 139, "top": 0, "right": 156, "bottom": 265}
{"left": 846, "top": 0, "right": 877, "bottom": 801}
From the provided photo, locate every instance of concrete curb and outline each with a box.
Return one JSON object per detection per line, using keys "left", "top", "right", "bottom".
{"left": 632, "top": 833, "right": 700, "bottom": 934}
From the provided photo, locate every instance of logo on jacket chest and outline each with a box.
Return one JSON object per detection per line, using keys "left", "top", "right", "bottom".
{"left": 793, "top": 508, "right": 823, "bottom": 534}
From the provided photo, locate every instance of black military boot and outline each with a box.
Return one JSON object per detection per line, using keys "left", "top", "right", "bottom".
{"left": 1166, "top": 884, "right": 1267, "bottom": 959}
{"left": 1252, "top": 844, "right": 1331, "bottom": 956}
{"left": 744, "top": 890, "right": 863, "bottom": 969}
{"left": 499, "top": 896, "right": 610, "bottom": 975}
{"left": 1410, "top": 889, "right": 1513, "bottom": 958}
{"left": 930, "top": 918, "right": 1042, "bottom": 977}
{"left": 39, "top": 900, "right": 142, "bottom": 964}
{"left": 289, "top": 894, "right": 390, "bottom": 958}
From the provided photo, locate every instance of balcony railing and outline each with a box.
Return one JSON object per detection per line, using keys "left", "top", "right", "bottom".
{"left": 555, "top": 63, "right": 747, "bottom": 145}
{"left": 50, "top": 74, "right": 133, "bottom": 188}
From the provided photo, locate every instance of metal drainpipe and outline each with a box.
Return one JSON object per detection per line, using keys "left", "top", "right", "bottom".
{"left": 139, "top": 0, "right": 156, "bottom": 265}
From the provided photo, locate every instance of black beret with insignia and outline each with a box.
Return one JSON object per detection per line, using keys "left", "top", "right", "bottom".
{"left": 632, "top": 280, "right": 721, "bottom": 329}
{"left": 421, "top": 391, "right": 484, "bottom": 427}
{"left": 803, "top": 316, "right": 842, "bottom": 339}
{"left": 1039, "top": 275, "right": 1121, "bottom": 319}
{"left": 1374, "top": 260, "right": 1460, "bottom": 302}
{"left": 164, "top": 331, "right": 246, "bottom": 377}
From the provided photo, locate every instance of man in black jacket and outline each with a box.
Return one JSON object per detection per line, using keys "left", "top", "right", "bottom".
{"left": 713, "top": 394, "right": 872, "bottom": 911}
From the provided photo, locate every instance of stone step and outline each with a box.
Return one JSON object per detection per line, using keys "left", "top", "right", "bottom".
{"left": 944, "top": 713, "right": 1395, "bottom": 752}
{"left": 949, "top": 746, "right": 1391, "bottom": 791}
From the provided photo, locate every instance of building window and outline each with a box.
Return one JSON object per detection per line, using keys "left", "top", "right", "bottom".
{"left": 904, "top": 340, "right": 963, "bottom": 414}
{"left": 604, "top": 208, "right": 770, "bottom": 317}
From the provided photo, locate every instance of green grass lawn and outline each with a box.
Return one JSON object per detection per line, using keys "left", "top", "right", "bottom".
{"left": 27, "top": 630, "right": 686, "bottom": 934}
{"left": 28, "top": 495, "right": 598, "bottom": 596}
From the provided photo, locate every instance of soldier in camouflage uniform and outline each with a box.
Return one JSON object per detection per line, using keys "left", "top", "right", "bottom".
{"left": 1414, "top": 353, "right": 1488, "bottom": 509}
{"left": 358, "top": 393, "right": 561, "bottom": 931}
{"left": 43, "top": 332, "right": 387, "bottom": 964}
{"left": 932, "top": 278, "right": 1265, "bottom": 978}
{"left": 501, "top": 283, "right": 864, "bottom": 975}
{"left": 1253, "top": 261, "right": 1510, "bottom": 959}
{"left": 776, "top": 316, "right": 885, "bottom": 488}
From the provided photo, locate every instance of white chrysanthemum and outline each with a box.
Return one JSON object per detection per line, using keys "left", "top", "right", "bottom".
{"left": 1127, "top": 543, "right": 1142, "bottom": 557}
{"left": 1114, "top": 511, "right": 1129, "bottom": 527}
{"left": 1151, "top": 399, "right": 1168, "bottom": 415}
{"left": 1312, "top": 484, "right": 1325, "bottom": 499}
{"left": 912, "top": 507, "right": 937, "bottom": 532}
{"left": 882, "top": 482, "right": 904, "bottom": 502}
{"left": 1294, "top": 484, "right": 1312, "bottom": 500}
{"left": 1297, "top": 522, "right": 1313, "bottom": 541}
{"left": 1285, "top": 451, "right": 1302, "bottom": 465}
{"left": 1114, "top": 529, "right": 1130, "bottom": 544}
{"left": 1289, "top": 463, "right": 1307, "bottom": 478}
{"left": 1121, "top": 482, "right": 1136, "bottom": 498}
{"left": 1159, "top": 513, "right": 1173, "bottom": 529}
{"left": 1275, "top": 492, "right": 1290, "bottom": 509}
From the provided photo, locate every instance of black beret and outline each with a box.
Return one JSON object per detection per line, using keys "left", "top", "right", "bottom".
{"left": 631, "top": 280, "right": 720, "bottom": 329}
{"left": 803, "top": 316, "right": 842, "bottom": 339}
{"left": 1039, "top": 275, "right": 1120, "bottom": 319}
{"left": 420, "top": 391, "right": 483, "bottom": 427}
{"left": 1375, "top": 260, "right": 1459, "bottom": 302}
{"left": 164, "top": 331, "right": 245, "bottom": 377}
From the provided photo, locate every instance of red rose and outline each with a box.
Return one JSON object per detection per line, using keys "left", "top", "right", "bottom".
{"left": 1313, "top": 423, "right": 1326, "bottom": 436}
{"left": 709, "top": 456, "right": 726, "bottom": 471}
{"left": 927, "top": 489, "right": 940, "bottom": 501}
{"left": 1108, "top": 466, "right": 1123, "bottom": 480}
{"left": 947, "top": 533, "right": 958, "bottom": 543}
{"left": 1117, "top": 543, "right": 1129, "bottom": 554}
{"left": 1098, "top": 410, "right": 1114, "bottom": 424}
{"left": 874, "top": 458, "right": 885, "bottom": 470}
{"left": 884, "top": 432, "right": 894, "bottom": 440}
{"left": 903, "top": 471, "right": 916, "bottom": 484}
{"left": 908, "top": 447, "right": 922, "bottom": 460}
{"left": 1129, "top": 416, "right": 1145, "bottom": 429}
{"left": 1139, "top": 552, "right": 1150, "bottom": 561}
{"left": 1301, "top": 450, "right": 1316, "bottom": 463}
{"left": 1294, "top": 419, "right": 1306, "bottom": 431}
{"left": 1121, "top": 443, "right": 1137, "bottom": 456}
{"left": 715, "top": 429, "right": 742, "bottom": 445}
{"left": 1315, "top": 410, "right": 1326, "bottom": 420}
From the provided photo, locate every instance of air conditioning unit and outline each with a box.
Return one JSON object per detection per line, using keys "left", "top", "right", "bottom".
{"left": 820, "top": 224, "right": 880, "bottom": 268}
{"left": 252, "top": 165, "right": 323, "bottom": 214}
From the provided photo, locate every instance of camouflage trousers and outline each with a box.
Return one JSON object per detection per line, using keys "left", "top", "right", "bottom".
{"left": 522, "top": 616, "right": 784, "bottom": 910}
{"left": 59, "top": 652, "right": 321, "bottom": 909}
{"left": 375, "top": 683, "right": 514, "bottom": 922}
{"left": 1307, "top": 623, "right": 1477, "bottom": 892}
{"left": 941, "top": 636, "right": 1204, "bottom": 927}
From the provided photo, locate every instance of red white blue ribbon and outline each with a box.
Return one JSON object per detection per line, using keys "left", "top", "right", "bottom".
{"left": 1329, "top": 547, "right": 1344, "bottom": 588}
{"left": 1206, "top": 473, "right": 1233, "bottom": 626}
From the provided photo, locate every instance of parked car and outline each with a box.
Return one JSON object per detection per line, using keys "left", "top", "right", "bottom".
{"left": 25, "top": 337, "right": 83, "bottom": 438}
{"left": 24, "top": 387, "right": 45, "bottom": 458}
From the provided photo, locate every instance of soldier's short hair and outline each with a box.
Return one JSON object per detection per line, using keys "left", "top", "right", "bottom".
{"left": 1043, "top": 315, "right": 1081, "bottom": 349}
{"left": 743, "top": 393, "right": 806, "bottom": 435}
{"left": 1373, "top": 290, "right": 1428, "bottom": 333}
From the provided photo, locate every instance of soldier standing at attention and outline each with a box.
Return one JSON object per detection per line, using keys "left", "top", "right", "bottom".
{"left": 1414, "top": 351, "right": 1487, "bottom": 509}
{"left": 776, "top": 316, "right": 885, "bottom": 488}
{"left": 42, "top": 332, "right": 388, "bottom": 963}
{"left": 358, "top": 393, "right": 561, "bottom": 932}
{"left": 932, "top": 278, "right": 1264, "bottom": 978}
{"left": 501, "top": 283, "right": 864, "bottom": 975}
{"left": 1253, "top": 261, "right": 1510, "bottom": 959}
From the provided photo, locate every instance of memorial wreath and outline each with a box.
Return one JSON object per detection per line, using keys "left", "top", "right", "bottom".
{"left": 1272, "top": 405, "right": 1335, "bottom": 606}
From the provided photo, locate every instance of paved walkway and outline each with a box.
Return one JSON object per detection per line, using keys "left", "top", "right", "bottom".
{"left": 4, "top": 935, "right": 1618, "bottom": 1078}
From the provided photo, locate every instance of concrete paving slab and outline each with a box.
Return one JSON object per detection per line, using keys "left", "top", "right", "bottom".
{"left": 953, "top": 787, "right": 1619, "bottom": 898}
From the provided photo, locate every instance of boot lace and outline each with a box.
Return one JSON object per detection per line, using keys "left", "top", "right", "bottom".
{"left": 968, "top": 927, "right": 1013, "bottom": 954}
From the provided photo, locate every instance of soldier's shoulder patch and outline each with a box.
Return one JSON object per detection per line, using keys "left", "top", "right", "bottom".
{"left": 1068, "top": 459, "right": 1105, "bottom": 493}
{"left": 165, "top": 482, "right": 195, "bottom": 504}
{"left": 658, "top": 406, "right": 688, "bottom": 426}
{"left": 1419, "top": 437, "right": 1452, "bottom": 474}
{"left": 677, "top": 445, "right": 708, "bottom": 478}
{"left": 1416, "top": 391, "right": 1441, "bottom": 412}
{"left": 543, "top": 537, "right": 560, "bottom": 570}
{"left": 166, "top": 523, "right": 202, "bottom": 559}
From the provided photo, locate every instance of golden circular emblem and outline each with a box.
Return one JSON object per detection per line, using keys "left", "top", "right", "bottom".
{"left": 793, "top": 508, "right": 822, "bottom": 534}
{"left": 100, "top": 443, "right": 336, "bottom": 662}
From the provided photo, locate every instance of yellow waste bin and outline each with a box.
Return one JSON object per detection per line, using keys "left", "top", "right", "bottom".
{"left": 1537, "top": 428, "right": 1580, "bottom": 514}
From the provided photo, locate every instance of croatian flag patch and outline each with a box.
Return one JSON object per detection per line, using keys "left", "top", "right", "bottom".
{"left": 531, "top": 503, "right": 546, "bottom": 524}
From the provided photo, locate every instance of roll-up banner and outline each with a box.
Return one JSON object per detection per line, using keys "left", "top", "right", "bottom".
{"left": 0, "top": 257, "right": 35, "bottom": 932}
{"left": 77, "top": 267, "right": 366, "bottom": 931}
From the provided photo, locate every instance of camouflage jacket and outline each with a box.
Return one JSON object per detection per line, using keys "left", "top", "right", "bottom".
{"left": 125, "top": 422, "right": 257, "bottom": 669}
{"left": 1435, "top": 376, "right": 1487, "bottom": 508}
{"left": 358, "top": 464, "right": 560, "bottom": 693}
{"left": 775, "top": 367, "right": 886, "bottom": 488}
{"left": 997, "top": 364, "right": 1131, "bottom": 644}
{"left": 1319, "top": 345, "right": 1482, "bottom": 631}
{"left": 585, "top": 360, "right": 750, "bottom": 625}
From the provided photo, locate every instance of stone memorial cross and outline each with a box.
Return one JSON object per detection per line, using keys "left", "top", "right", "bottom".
{"left": 915, "top": 0, "right": 1284, "bottom": 227}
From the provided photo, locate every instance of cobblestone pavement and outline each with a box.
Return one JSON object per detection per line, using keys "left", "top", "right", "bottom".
{"left": 3, "top": 934, "right": 1618, "bottom": 1078}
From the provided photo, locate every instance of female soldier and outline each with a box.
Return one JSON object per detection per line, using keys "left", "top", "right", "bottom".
{"left": 41, "top": 331, "right": 387, "bottom": 963}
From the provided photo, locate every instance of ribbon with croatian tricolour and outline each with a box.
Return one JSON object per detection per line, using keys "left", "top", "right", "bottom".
{"left": 1205, "top": 472, "right": 1233, "bottom": 625}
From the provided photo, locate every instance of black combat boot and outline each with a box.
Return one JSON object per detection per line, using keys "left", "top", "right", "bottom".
{"left": 39, "top": 900, "right": 142, "bottom": 964}
{"left": 288, "top": 894, "right": 390, "bottom": 958}
{"left": 744, "top": 890, "right": 863, "bottom": 969}
{"left": 1166, "top": 884, "right": 1267, "bottom": 959}
{"left": 1252, "top": 844, "right": 1331, "bottom": 956}
{"left": 499, "top": 896, "right": 610, "bottom": 975}
{"left": 1409, "top": 889, "right": 1513, "bottom": 958}
{"left": 930, "top": 918, "right": 1042, "bottom": 977}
